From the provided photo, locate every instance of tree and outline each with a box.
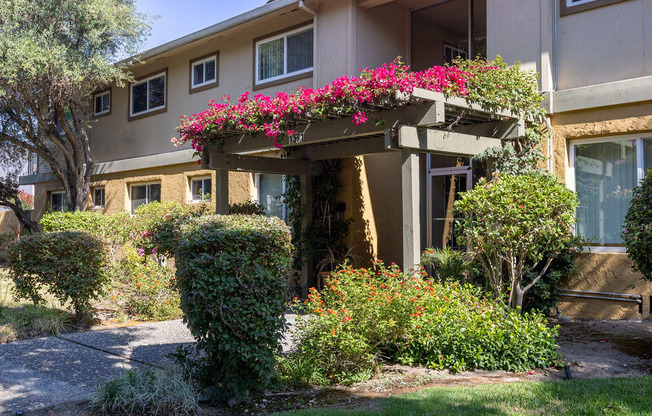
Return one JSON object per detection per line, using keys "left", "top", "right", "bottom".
{"left": 0, "top": 0, "right": 150, "bottom": 211}
{"left": 622, "top": 169, "right": 652, "bottom": 281}
{"left": 454, "top": 173, "right": 578, "bottom": 309}
{"left": 0, "top": 143, "right": 38, "bottom": 233}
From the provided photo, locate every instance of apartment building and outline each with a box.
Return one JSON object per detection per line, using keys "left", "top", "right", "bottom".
{"left": 20, "top": 0, "right": 652, "bottom": 319}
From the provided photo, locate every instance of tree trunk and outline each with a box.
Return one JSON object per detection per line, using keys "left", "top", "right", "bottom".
{"left": 511, "top": 283, "right": 525, "bottom": 310}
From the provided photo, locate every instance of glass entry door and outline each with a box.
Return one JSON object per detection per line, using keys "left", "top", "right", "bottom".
{"left": 426, "top": 155, "right": 473, "bottom": 249}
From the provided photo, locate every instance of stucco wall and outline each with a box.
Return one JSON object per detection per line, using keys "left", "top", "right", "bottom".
{"left": 31, "top": 163, "right": 252, "bottom": 221}
{"left": 550, "top": 101, "right": 652, "bottom": 320}
{"left": 0, "top": 211, "right": 21, "bottom": 235}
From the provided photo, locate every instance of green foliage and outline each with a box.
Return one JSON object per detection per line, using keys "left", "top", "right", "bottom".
{"left": 229, "top": 199, "right": 266, "bottom": 215}
{"left": 110, "top": 248, "right": 181, "bottom": 321}
{"left": 291, "top": 263, "right": 558, "bottom": 385}
{"left": 622, "top": 169, "right": 652, "bottom": 281}
{"left": 454, "top": 173, "right": 578, "bottom": 309}
{"left": 420, "top": 247, "right": 474, "bottom": 283}
{"left": 0, "top": 303, "right": 71, "bottom": 343}
{"left": 8, "top": 232, "right": 110, "bottom": 319}
{"left": 0, "top": 233, "right": 15, "bottom": 268}
{"left": 174, "top": 214, "right": 293, "bottom": 403}
{"left": 91, "top": 366, "right": 198, "bottom": 416}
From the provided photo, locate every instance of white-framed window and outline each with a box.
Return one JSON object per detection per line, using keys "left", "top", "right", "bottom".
{"left": 255, "top": 25, "right": 314, "bottom": 85}
{"left": 190, "top": 177, "right": 212, "bottom": 202}
{"left": 191, "top": 55, "right": 218, "bottom": 89}
{"left": 560, "top": 0, "right": 628, "bottom": 15}
{"left": 444, "top": 44, "right": 467, "bottom": 64}
{"left": 130, "top": 183, "right": 161, "bottom": 213}
{"left": 93, "top": 90, "right": 111, "bottom": 116}
{"left": 130, "top": 72, "right": 166, "bottom": 117}
{"left": 94, "top": 188, "right": 105, "bottom": 208}
{"left": 568, "top": 136, "right": 652, "bottom": 248}
{"left": 50, "top": 192, "right": 68, "bottom": 212}
{"left": 254, "top": 173, "right": 287, "bottom": 220}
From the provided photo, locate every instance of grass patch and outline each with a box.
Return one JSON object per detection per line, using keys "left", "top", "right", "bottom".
{"left": 0, "top": 272, "right": 71, "bottom": 343}
{"left": 276, "top": 376, "right": 652, "bottom": 415}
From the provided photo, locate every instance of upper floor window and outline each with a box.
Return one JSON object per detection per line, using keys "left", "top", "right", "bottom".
{"left": 50, "top": 192, "right": 68, "bottom": 212}
{"left": 560, "top": 0, "right": 628, "bottom": 16}
{"left": 569, "top": 137, "right": 651, "bottom": 246}
{"left": 190, "top": 53, "right": 218, "bottom": 92}
{"left": 130, "top": 182, "right": 161, "bottom": 213}
{"left": 93, "top": 89, "right": 111, "bottom": 117}
{"left": 255, "top": 25, "right": 313, "bottom": 87}
{"left": 130, "top": 71, "right": 166, "bottom": 119}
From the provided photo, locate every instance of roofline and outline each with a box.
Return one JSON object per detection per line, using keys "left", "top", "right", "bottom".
{"left": 120, "top": 0, "right": 300, "bottom": 66}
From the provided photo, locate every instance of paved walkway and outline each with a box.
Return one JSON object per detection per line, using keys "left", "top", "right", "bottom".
{"left": 0, "top": 316, "right": 298, "bottom": 414}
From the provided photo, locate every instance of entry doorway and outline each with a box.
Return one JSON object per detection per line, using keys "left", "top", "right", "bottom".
{"left": 426, "top": 155, "right": 473, "bottom": 249}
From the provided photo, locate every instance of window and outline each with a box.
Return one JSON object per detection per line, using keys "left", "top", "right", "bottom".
{"left": 190, "top": 53, "right": 218, "bottom": 92}
{"left": 93, "top": 90, "right": 111, "bottom": 116}
{"left": 130, "top": 183, "right": 161, "bottom": 213}
{"left": 255, "top": 25, "right": 313, "bottom": 86}
{"left": 130, "top": 71, "right": 166, "bottom": 118}
{"left": 50, "top": 192, "right": 68, "bottom": 212}
{"left": 255, "top": 174, "right": 287, "bottom": 220}
{"left": 444, "top": 44, "right": 467, "bottom": 64}
{"left": 560, "top": 0, "right": 628, "bottom": 16}
{"left": 190, "top": 177, "right": 212, "bottom": 202}
{"left": 94, "top": 188, "right": 105, "bottom": 208}
{"left": 569, "top": 137, "right": 651, "bottom": 246}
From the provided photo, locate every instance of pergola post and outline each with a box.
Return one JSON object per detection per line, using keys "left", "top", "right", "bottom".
{"left": 215, "top": 169, "right": 229, "bottom": 215}
{"left": 401, "top": 148, "right": 421, "bottom": 272}
{"left": 300, "top": 173, "right": 313, "bottom": 297}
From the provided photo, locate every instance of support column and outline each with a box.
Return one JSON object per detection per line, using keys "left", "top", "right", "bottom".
{"left": 401, "top": 149, "right": 421, "bottom": 272}
{"left": 300, "top": 173, "right": 313, "bottom": 298}
{"left": 215, "top": 169, "right": 229, "bottom": 215}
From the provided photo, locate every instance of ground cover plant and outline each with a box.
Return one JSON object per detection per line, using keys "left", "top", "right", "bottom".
{"left": 174, "top": 214, "right": 293, "bottom": 403}
{"left": 288, "top": 262, "right": 558, "bottom": 385}
{"left": 276, "top": 376, "right": 652, "bottom": 416}
{"left": 0, "top": 274, "right": 70, "bottom": 343}
{"left": 622, "top": 169, "right": 652, "bottom": 281}
{"left": 92, "top": 366, "right": 198, "bottom": 416}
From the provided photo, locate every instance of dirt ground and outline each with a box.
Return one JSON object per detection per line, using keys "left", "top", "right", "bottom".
{"left": 22, "top": 318, "right": 652, "bottom": 416}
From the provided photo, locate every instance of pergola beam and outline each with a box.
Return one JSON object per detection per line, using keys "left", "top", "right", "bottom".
{"left": 397, "top": 125, "right": 501, "bottom": 156}
{"left": 219, "top": 102, "right": 444, "bottom": 154}
{"left": 289, "top": 134, "right": 397, "bottom": 160}
{"left": 454, "top": 118, "right": 526, "bottom": 140}
{"left": 209, "top": 153, "right": 315, "bottom": 175}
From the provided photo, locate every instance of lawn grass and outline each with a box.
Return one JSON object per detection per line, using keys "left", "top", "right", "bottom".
{"left": 276, "top": 376, "right": 652, "bottom": 416}
{"left": 0, "top": 271, "right": 71, "bottom": 343}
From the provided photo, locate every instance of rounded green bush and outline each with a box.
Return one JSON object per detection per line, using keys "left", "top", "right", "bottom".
{"left": 622, "top": 169, "right": 652, "bottom": 280}
{"left": 174, "top": 214, "right": 293, "bottom": 402}
{"left": 8, "top": 231, "right": 110, "bottom": 319}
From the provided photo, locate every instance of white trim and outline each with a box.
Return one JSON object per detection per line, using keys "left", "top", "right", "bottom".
{"left": 255, "top": 24, "right": 314, "bottom": 85}
{"left": 93, "top": 187, "right": 106, "bottom": 208}
{"left": 189, "top": 176, "right": 212, "bottom": 203}
{"left": 129, "top": 182, "right": 162, "bottom": 213}
{"left": 50, "top": 191, "right": 67, "bottom": 212}
{"left": 93, "top": 90, "right": 110, "bottom": 116}
{"left": 129, "top": 72, "right": 166, "bottom": 117}
{"left": 582, "top": 246, "right": 627, "bottom": 254}
{"left": 191, "top": 55, "right": 218, "bottom": 89}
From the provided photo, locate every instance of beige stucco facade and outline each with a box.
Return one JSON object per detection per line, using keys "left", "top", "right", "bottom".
{"left": 0, "top": 211, "right": 21, "bottom": 235}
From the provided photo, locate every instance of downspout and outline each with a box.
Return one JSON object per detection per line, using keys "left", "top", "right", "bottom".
{"left": 299, "top": 1, "right": 318, "bottom": 81}
{"left": 547, "top": 0, "right": 558, "bottom": 173}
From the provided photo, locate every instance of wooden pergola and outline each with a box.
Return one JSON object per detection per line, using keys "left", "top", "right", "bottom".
{"left": 203, "top": 88, "right": 525, "bottom": 289}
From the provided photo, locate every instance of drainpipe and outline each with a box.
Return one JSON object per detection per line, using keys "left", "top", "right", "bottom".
{"left": 546, "top": 0, "right": 558, "bottom": 174}
{"left": 299, "top": 1, "right": 318, "bottom": 81}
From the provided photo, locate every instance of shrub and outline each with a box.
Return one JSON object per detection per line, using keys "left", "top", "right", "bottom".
{"left": 291, "top": 263, "right": 558, "bottom": 384}
{"left": 91, "top": 366, "right": 198, "bottom": 416}
{"left": 0, "top": 233, "right": 16, "bottom": 268}
{"left": 454, "top": 173, "right": 578, "bottom": 309}
{"left": 174, "top": 214, "right": 292, "bottom": 403}
{"left": 0, "top": 304, "right": 71, "bottom": 343}
{"left": 420, "top": 247, "right": 474, "bottom": 283}
{"left": 229, "top": 199, "right": 266, "bottom": 215}
{"left": 622, "top": 169, "right": 652, "bottom": 281}
{"left": 8, "top": 232, "right": 110, "bottom": 319}
{"left": 110, "top": 248, "right": 182, "bottom": 321}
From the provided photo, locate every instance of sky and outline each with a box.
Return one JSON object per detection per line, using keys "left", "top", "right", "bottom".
{"left": 135, "top": 0, "right": 269, "bottom": 51}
